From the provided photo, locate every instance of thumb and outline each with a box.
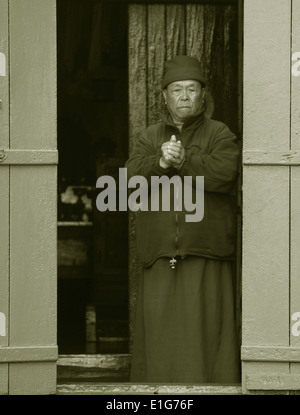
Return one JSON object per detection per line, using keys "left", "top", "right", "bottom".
{"left": 170, "top": 135, "right": 176, "bottom": 142}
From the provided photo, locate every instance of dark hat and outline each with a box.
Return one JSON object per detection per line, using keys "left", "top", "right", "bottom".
{"left": 161, "top": 55, "right": 206, "bottom": 89}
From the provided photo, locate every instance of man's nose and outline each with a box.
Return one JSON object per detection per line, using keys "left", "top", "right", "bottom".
{"left": 180, "top": 90, "right": 189, "bottom": 100}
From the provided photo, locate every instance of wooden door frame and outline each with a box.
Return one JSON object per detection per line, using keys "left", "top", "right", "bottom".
{"left": 57, "top": 0, "right": 244, "bottom": 395}
{"left": 57, "top": 0, "right": 300, "bottom": 395}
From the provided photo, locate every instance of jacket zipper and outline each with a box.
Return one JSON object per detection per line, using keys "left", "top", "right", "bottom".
{"left": 170, "top": 177, "right": 180, "bottom": 269}
{"left": 175, "top": 176, "right": 180, "bottom": 257}
{"left": 171, "top": 130, "right": 182, "bottom": 268}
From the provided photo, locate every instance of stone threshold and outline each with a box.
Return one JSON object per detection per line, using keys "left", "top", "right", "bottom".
{"left": 57, "top": 383, "right": 242, "bottom": 395}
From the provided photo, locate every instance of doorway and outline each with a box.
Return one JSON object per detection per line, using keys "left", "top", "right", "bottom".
{"left": 56, "top": 0, "right": 242, "bottom": 386}
{"left": 56, "top": 0, "right": 130, "bottom": 382}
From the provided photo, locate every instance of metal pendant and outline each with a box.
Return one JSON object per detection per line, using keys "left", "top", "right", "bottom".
{"left": 169, "top": 257, "right": 177, "bottom": 269}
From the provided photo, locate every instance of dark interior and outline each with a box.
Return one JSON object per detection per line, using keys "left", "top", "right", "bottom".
{"left": 57, "top": 0, "right": 129, "bottom": 355}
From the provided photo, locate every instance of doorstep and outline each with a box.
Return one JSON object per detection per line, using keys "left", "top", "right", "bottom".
{"left": 56, "top": 382, "right": 242, "bottom": 395}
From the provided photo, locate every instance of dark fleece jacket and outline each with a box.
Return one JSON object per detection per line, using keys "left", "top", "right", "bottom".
{"left": 125, "top": 111, "right": 240, "bottom": 268}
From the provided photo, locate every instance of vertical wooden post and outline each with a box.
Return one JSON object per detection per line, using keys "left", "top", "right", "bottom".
{"left": 128, "top": 4, "right": 147, "bottom": 350}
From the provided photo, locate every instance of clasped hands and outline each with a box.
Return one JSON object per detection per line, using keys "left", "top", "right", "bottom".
{"left": 160, "top": 135, "right": 185, "bottom": 170}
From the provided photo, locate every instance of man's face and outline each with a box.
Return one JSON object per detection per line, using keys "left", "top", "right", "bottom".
{"left": 163, "top": 80, "right": 205, "bottom": 124}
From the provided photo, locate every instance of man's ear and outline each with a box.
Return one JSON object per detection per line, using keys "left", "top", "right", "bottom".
{"left": 163, "top": 89, "right": 167, "bottom": 103}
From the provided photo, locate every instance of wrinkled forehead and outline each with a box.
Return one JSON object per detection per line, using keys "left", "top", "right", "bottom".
{"left": 167, "top": 79, "right": 202, "bottom": 89}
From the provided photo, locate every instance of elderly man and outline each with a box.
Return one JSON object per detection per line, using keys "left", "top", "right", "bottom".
{"left": 126, "top": 55, "right": 240, "bottom": 383}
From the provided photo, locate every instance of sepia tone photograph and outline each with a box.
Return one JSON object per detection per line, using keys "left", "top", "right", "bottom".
{"left": 0, "top": 0, "right": 300, "bottom": 397}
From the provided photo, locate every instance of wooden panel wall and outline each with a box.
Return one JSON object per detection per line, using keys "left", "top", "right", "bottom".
{"left": 242, "top": 0, "right": 300, "bottom": 393}
{"left": 128, "top": 2, "right": 239, "bottom": 347}
{"left": 291, "top": 0, "right": 300, "bottom": 381}
{"left": 0, "top": 0, "right": 57, "bottom": 395}
{"left": 242, "top": 0, "right": 290, "bottom": 393}
{"left": 9, "top": 0, "right": 57, "bottom": 394}
{"left": 0, "top": 0, "right": 9, "bottom": 396}
{"left": 243, "top": 0, "right": 291, "bottom": 336}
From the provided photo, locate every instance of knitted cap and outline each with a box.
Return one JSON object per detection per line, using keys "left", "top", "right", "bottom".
{"left": 161, "top": 55, "right": 206, "bottom": 89}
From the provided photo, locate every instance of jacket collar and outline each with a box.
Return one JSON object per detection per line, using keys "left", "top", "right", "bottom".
{"left": 162, "top": 108, "right": 206, "bottom": 132}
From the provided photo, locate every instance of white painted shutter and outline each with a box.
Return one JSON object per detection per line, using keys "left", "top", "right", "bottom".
{"left": 0, "top": 0, "right": 57, "bottom": 395}
{"left": 242, "top": 0, "right": 300, "bottom": 394}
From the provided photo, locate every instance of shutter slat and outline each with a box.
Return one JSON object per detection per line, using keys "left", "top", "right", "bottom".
{"left": 0, "top": 346, "right": 58, "bottom": 362}
{"left": 242, "top": 346, "right": 300, "bottom": 362}
{"left": 243, "top": 150, "right": 300, "bottom": 165}
{"left": 0, "top": 149, "right": 58, "bottom": 165}
{"left": 247, "top": 374, "right": 300, "bottom": 391}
